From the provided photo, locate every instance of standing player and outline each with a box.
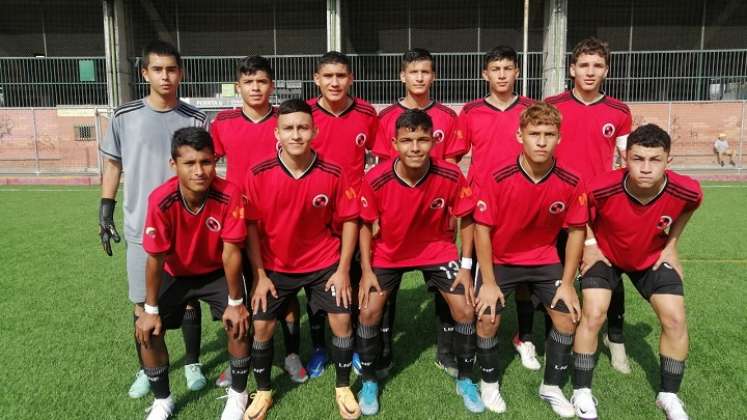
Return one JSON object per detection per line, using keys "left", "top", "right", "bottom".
{"left": 305, "top": 51, "right": 378, "bottom": 378}
{"left": 136, "top": 127, "right": 251, "bottom": 420}
{"left": 209, "top": 56, "right": 306, "bottom": 385}
{"left": 98, "top": 40, "right": 210, "bottom": 398}
{"left": 571, "top": 124, "right": 701, "bottom": 420}
{"left": 371, "top": 47, "right": 467, "bottom": 379}
{"left": 546, "top": 37, "right": 633, "bottom": 373}
{"left": 357, "top": 110, "right": 483, "bottom": 415}
{"left": 243, "top": 99, "right": 361, "bottom": 420}
{"left": 454, "top": 45, "right": 544, "bottom": 371}
{"left": 473, "top": 102, "right": 586, "bottom": 416}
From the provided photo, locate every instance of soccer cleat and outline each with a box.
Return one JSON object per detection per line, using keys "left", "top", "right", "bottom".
{"left": 335, "top": 386, "right": 362, "bottom": 419}
{"left": 220, "top": 388, "right": 248, "bottom": 420}
{"left": 480, "top": 380, "right": 507, "bottom": 414}
{"left": 307, "top": 347, "right": 329, "bottom": 378}
{"left": 602, "top": 333, "right": 632, "bottom": 374}
{"left": 243, "top": 390, "right": 272, "bottom": 420}
{"left": 145, "top": 396, "right": 174, "bottom": 420}
{"left": 352, "top": 352, "right": 362, "bottom": 376}
{"left": 129, "top": 369, "right": 151, "bottom": 399}
{"left": 357, "top": 380, "right": 380, "bottom": 416}
{"left": 456, "top": 378, "right": 486, "bottom": 413}
{"left": 435, "top": 356, "right": 459, "bottom": 378}
{"left": 184, "top": 363, "right": 208, "bottom": 391}
{"left": 284, "top": 354, "right": 309, "bottom": 383}
{"left": 656, "top": 392, "right": 689, "bottom": 420}
{"left": 571, "top": 388, "right": 599, "bottom": 420}
{"left": 512, "top": 333, "right": 542, "bottom": 371}
{"left": 216, "top": 366, "right": 232, "bottom": 388}
{"left": 539, "top": 383, "right": 575, "bottom": 418}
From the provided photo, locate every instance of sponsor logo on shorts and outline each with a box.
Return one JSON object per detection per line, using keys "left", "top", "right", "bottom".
{"left": 145, "top": 226, "right": 157, "bottom": 237}
{"left": 360, "top": 196, "right": 368, "bottom": 208}
{"left": 355, "top": 132, "right": 367, "bottom": 147}
{"left": 430, "top": 197, "right": 446, "bottom": 209}
{"left": 477, "top": 200, "right": 488, "bottom": 212}
{"left": 657, "top": 215, "right": 673, "bottom": 230}
{"left": 549, "top": 201, "right": 566, "bottom": 214}
{"left": 206, "top": 216, "right": 222, "bottom": 232}
{"left": 312, "top": 194, "right": 329, "bottom": 208}
{"left": 602, "top": 123, "right": 616, "bottom": 138}
{"left": 554, "top": 280, "right": 562, "bottom": 287}
{"left": 663, "top": 262, "right": 673, "bottom": 270}
{"left": 433, "top": 129, "right": 445, "bottom": 143}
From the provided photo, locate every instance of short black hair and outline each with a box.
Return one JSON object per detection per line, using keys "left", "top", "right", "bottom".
{"left": 171, "top": 127, "right": 214, "bottom": 159}
{"left": 278, "top": 98, "right": 313, "bottom": 117}
{"left": 401, "top": 48, "right": 434, "bottom": 72}
{"left": 395, "top": 109, "right": 433, "bottom": 136}
{"left": 627, "top": 124, "right": 671, "bottom": 153}
{"left": 237, "top": 55, "right": 274, "bottom": 80}
{"left": 316, "top": 51, "right": 352, "bottom": 73}
{"left": 142, "top": 40, "right": 182, "bottom": 69}
{"left": 484, "top": 45, "right": 518, "bottom": 69}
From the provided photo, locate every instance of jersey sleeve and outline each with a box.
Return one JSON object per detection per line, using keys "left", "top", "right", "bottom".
{"left": 373, "top": 118, "right": 395, "bottom": 159}
{"left": 365, "top": 116, "right": 379, "bottom": 151}
{"left": 684, "top": 183, "right": 704, "bottom": 212}
{"left": 446, "top": 111, "right": 471, "bottom": 159}
{"left": 450, "top": 172, "right": 476, "bottom": 218}
{"left": 142, "top": 195, "right": 172, "bottom": 255}
{"left": 359, "top": 177, "right": 379, "bottom": 223}
{"left": 442, "top": 114, "right": 468, "bottom": 159}
{"left": 615, "top": 111, "right": 633, "bottom": 150}
{"left": 472, "top": 174, "right": 497, "bottom": 227}
{"left": 333, "top": 171, "right": 361, "bottom": 224}
{"left": 221, "top": 188, "right": 248, "bottom": 244}
{"left": 99, "top": 114, "right": 122, "bottom": 161}
{"left": 209, "top": 120, "right": 226, "bottom": 158}
{"left": 243, "top": 171, "right": 262, "bottom": 222}
{"left": 564, "top": 180, "right": 590, "bottom": 228}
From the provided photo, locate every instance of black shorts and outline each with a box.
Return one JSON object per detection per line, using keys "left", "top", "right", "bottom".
{"left": 580, "top": 261, "right": 683, "bottom": 300}
{"left": 476, "top": 263, "right": 569, "bottom": 314}
{"left": 158, "top": 270, "right": 234, "bottom": 330}
{"left": 253, "top": 264, "right": 351, "bottom": 321}
{"left": 372, "top": 260, "right": 464, "bottom": 294}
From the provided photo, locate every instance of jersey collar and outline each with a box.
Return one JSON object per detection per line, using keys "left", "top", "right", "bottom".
{"left": 397, "top": 98, "right": 436, "bottom": 112}
{"left": 241, "top": 106, "right": 274, "bottom": 124}
{"left": 570, "top": 89, "right": 606, "bottom": 106}
{"left": 277, "top": 150, "right": 318, "bottom": 180}
{"left": 483, "top": 95, "right": 520, "bottom": 112}
{"left": 177, "top": 187, "right": 208, "bottom": 216}
{"left": 392, "top": 157, "right": 431, "bottom": 188}
{"left": 315, "top": 96, "right": 356, "bottom": 117}
{"left": 622, "top": 172, "right": 668, "bottom": 206}
{"left": 517, "top": 155, "right": 556, "bottom": 184}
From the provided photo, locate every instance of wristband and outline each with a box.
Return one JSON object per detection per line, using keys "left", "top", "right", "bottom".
{"left": 584, "top": 238, "right": 598, "bottom": 247}
{"left": 143, "top": 304, "right": 159, "bottom": 315}
{"left": 228, "top": 296, "right": 244, "bottom": 307}
{"left": 460, "top": 257, "right": 473, "bottom": 270}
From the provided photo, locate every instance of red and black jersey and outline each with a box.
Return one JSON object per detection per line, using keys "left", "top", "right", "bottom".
{"left": 545, "top": 91, "right": 632, "bottom": 182}
{"left": 243, "top": 153, "right": 359, "bottom": 273}
{"left": 308, "top": 97, "right": 378, "bottom": 190}
{"left": 360, "top": 158, "right": 475, "bottom": 268}
{"left": 474, "top": 158, "right": 588, "bottom": 266}
{"left": 143, "top": 177, "right": 247, "bottom": 277}
{"left": 588, "top": 169, "right": 703, "bottom": 272}
{"left": 454, "top": 96, "right": 534, "bottom": 186}
{"left": 209, "top": 107, "right": 278, "bottom": 187}
{"left": 373, "top": 100, "right": 465, "bottom": 160}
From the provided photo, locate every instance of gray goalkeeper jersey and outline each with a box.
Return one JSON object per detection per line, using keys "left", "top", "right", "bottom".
{"left": 100, "top": 98, "right": 208, "bottom": 243}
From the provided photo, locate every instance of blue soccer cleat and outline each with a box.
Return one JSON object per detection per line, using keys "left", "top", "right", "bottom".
{"left": 456, "top": 378, "right": 485, "bottom": 413}
{"left": 358, "top": 380, "right": 380, "bottom": 416}
{"left": 352, "top": 352, "right": 362, "bottom": 376}
{"left": 307, "top": 347, "right": 329, "bottom": 378}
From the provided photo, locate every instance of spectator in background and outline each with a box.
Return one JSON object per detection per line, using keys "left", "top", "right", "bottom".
{"left": 714, "top": 133, "right": 736, "bottom": 167}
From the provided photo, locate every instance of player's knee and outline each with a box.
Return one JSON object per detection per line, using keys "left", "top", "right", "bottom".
{"left": 450, "top": 304, "right": 474, "bottom": 324}
{"left": 553, "top": 316, "right": 576, "bottom": 335}
{"left": 582, "top": 305, "right": 608, "bottom": 331}
{"left": 327, "top": 313, "right": 353, "bottom": 336}
{"left": 358, "top": 306, "right": 383, "bottom": 326}
{"left": 477, "top": 316, "right": 499, "bottom": 337}
{"left": 660, "top": 311, "right": 687, "bottom": 336}
{"left": 253, "top": 320, "right": 276, "bottom": 341}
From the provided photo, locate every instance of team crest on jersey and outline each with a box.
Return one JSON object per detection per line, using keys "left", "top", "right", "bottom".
{"left": 433, "top": 129, "right": 445, "bottom": 143}
{"left": 312, "top": 194, "right": 330, "bottom": 208}
{"left": 549, "top": 201, "right": 566, "bottom": 214}
{"left": 206, "top": 217, "right": 222, "bottom": 232}
{"left": 657, "top": 215, "right": 673, "bottom": 230}
{"left": 360, "top": 196, "right": 369, "bottom": 208}
{"left": 602, "top": 123, "right": 616, "bottom": 138}
{"left": 355, "top": 133, "right": 367, "bottom": 147}
{"left": 430, "top": 197, "right": 446, "bottom": 209}
{"left": 477, "top": 200, "right": 487, "bottom": 212}
{"left": 145, "top": 226, "right": 157, "bottom": 238}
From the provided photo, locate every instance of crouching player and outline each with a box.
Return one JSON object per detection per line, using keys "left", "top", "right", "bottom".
{"left": 243, "top": 99, "right": 361, "bottom": 420}
{"left": 356, "top": 109, "right": 482, "bottom": 415}
{"left": 473, "top": 102, "right": 586, "bottom": 416}
{"left": 136, "top": 127, "right": 251, "bottom": 420}
{"left": 571, "top": 124, "right": 702, "bottom": 420}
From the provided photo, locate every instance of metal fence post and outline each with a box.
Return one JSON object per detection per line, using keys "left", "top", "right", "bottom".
{"left": 739, "top": 101, "right": 745, "bottom": 175}
{"left": 31, "top": 108, "right": 40, "bottom": 175}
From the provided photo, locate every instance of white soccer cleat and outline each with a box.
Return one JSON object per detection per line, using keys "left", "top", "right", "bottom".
{"left": 145, "top": 396, "right": 174, "bottom": 420}
{"left": 602, "top": 333, "right": 632, "bottom": 374}
{"left": 539, "top": 383, "right": 575, "bottom": 418}
{"left": 512, "top": 334, "right": 542, "bottom": 370}
{"left": 656, "top": 392, "right": 689, "bottom": 420}
{"left": 480, "top": 380, "right": 507, "bottom": 413}
{"left": 220, "top": 387, "right": 249, "bottom": 420}
{"left": 571, "top": 388, "right": 599, "bottom": 420}
{"left": 216, "top": 366, "right": 232, "bottom": 388}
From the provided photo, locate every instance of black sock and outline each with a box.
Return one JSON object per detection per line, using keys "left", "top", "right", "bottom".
{"left": 331, "top": 335, "right": 354, "bottom": 387}
{"left": 607, "top": 283, "right": 626, "bottom": 343}
{"left": 660, "top": 355, "right": 685, "bottom": 393}
{"left": 476, "top": 335, "right": 499, "bottom": 384}
{"left": 133, "top": 314, "right": 144, "bottom": 369}
{"left": 453, "top": 322, "right": 476, "bottom": 379}
{"left": 435, "top": 293, "right": 455, "bottom": 365}
{"left": 573, "top": 352, "right": 597, "bottom": 389}
{"left": 144, "top": 365, "right": 170, "bottom": 399}
{"left": 181, "top": 305, "right": 202, "bottom": 365}
{"left": 356, "top": 324, "right": 380, "bottom": 381}
{"left": 279, "top": 318, "right": 300, "bottom": 356}
{"left": 230, "top": 356, "right": 251, "bottom": 393}
{"left": 308, "top": 304, "right": 327, "bottom": 350}
{"left": 379, "top": 290, "right": 397, "bottom": 368}
{"left": 252, "top": 339, "right": 273, "bottom": 391}
{"left": 544, "top": 328, "right": 573, "bottom": 386}
{"left": 516, "top": 298, "right": 536, "bottom": 342}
